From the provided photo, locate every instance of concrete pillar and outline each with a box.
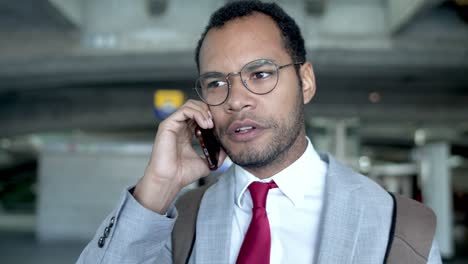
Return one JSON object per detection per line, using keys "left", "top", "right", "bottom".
{"left": 418, "top": 142, "right": 454, "bottom": 258}
{"left": 334, "top": 119, "right": 347, "bottom": 162}
{"left": 307, "top": 118, "right": 360, "bottom": 166}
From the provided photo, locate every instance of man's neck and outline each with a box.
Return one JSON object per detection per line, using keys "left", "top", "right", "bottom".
{"left": 244, "top": 133, "right": 308, "bottom": 179}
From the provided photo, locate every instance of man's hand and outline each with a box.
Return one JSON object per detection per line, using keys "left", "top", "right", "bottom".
{"left": 133, "top": 100, "right": 226, "bottom": 214}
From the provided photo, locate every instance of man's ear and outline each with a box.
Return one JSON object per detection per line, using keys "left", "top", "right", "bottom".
{"left": 299, "top": 62, "right": 316, "bottom": 104}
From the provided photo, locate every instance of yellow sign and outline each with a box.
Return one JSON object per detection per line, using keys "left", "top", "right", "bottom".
{"left": 153, "top": 90, "right": 185, "bottom": 119}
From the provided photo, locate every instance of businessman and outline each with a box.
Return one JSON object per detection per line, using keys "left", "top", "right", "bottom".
{"left": 77, "top": 1, "right": 442, "bottom": 263}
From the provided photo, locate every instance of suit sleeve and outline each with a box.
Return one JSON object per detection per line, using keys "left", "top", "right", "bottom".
{"left": 76, "top": 187, "right": 176, "bottom": 264}
{"left": 427, "top": 239, "right": 442, "bottom": 264}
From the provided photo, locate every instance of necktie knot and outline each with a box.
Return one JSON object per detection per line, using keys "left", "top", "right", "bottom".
{"left": 248, "top": 181, "right": 278, "bottom": 209}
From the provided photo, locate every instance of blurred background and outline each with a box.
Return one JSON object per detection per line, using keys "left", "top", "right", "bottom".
{"left": 0, "top": 0, "right": 467, "bottom": 263}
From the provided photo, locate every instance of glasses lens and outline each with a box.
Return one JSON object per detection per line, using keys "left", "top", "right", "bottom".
{"left": 196, "top": 72, "right": 229, "bottom": 105}
{"left": 241, "top": 59, "right": 278, "bottom": 94}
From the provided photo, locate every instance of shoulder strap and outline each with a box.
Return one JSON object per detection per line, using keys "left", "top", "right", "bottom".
{"left": 384, "top": 193, "right": 437, "bottom": 264}
{"left": 172, "top": 179, "right": 217, "bottom": 264}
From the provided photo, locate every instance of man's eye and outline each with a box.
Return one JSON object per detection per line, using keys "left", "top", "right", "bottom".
{"left": 206, "top": 80, "right": 226, "bottom": 89}
{"left": 251, "top": 71, "right": 272, "bottom": 80}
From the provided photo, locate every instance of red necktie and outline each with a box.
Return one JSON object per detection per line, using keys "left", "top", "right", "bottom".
{"left": 236, "top": 181, "right": 278, "bottom": 264}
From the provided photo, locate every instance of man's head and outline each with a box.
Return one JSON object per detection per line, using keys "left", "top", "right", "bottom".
{"left": 195, "top": 0, "right": 306, "bottom": 73}
{"left": 196, "top": 1, "right": 316, "bottom": 177}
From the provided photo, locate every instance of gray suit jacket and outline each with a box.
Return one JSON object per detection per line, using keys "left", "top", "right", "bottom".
{"left": 77, "top": 154, "right": 442, "bottom": 263}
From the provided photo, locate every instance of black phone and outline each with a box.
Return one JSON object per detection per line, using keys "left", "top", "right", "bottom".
{"left": 195, "top": 126, "right": 221, "bottom": 171}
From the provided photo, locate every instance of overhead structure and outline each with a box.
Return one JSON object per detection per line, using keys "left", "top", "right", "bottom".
{"left": 0, "top": 0, "right": 467, "bottom": 137}
{"left": 388, "top": 0, "right": 446, "bottom": 33}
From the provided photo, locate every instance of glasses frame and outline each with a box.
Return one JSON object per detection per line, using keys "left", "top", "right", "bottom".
{"left": 195, "top": 59, "right": 304, "bottom": 106}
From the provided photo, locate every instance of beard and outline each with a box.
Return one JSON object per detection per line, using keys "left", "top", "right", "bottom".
{"left": 217, "top": 91, "right": 305, "bottom": 170}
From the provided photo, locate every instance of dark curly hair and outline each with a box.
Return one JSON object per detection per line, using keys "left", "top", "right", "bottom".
{"left": 194, "top": 0, "right": 306, "bottom": 72}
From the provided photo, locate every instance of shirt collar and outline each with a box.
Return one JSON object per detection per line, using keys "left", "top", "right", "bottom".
{"left": 234, "top": 137, "right": 327, "bottom": 209}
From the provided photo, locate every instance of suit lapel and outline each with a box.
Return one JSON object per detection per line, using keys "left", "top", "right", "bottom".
{"left": 195, "top": 167, "right": 235, "bottom": 263}
{"left": 315, "top": 154, "right": 364, "bottom": 264}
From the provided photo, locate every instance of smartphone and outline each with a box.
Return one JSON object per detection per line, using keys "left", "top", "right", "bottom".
{"left": 195, "top": 126, "right": 221, "bottom": 171}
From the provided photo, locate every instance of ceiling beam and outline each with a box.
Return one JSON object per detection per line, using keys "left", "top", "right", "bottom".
{"left": 48, "top": 0, "right": 83, "bottom": 28}
{"left": 305, "top": 0, "right": 328, "bottom": 15}
{"left": 388, "top": 0, "right": 445, "bottom": 34}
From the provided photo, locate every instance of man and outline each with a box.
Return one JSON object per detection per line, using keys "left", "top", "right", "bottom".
{"left": 77, "top": 1, "right": 441, "bottom": 263}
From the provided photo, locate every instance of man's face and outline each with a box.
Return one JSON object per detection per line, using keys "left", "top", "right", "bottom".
{"left": 198, "top": 13, "right": 313, "bottom": 171}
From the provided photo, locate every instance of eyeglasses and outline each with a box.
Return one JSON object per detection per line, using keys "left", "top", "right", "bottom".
{"left": 195, "top": 59, "right": 303, "bottom": 106}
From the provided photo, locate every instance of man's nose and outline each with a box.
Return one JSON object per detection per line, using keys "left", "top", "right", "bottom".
{"left": 224, "top": 74, "right": 255, "bottom": 112}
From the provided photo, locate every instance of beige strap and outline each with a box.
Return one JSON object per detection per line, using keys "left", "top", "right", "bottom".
{"left": 386, "top": 193, "right": 437, "bottom": 264}
{"left": 172, "top": 180, "right": 217, "bottom": 264}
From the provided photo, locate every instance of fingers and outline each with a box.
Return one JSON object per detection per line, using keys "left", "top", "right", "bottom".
{"left": 184, "top": 106, "right": 213, "bottom": 129}
{"left": 169, "top": 100, "right": 214, "bottom": 130}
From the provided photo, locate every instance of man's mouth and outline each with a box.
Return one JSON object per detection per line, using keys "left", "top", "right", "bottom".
{"left": 227, "top": 119, "right": 262, "bottom": 135}
{"left": 235, "top": 126, "right": 256, "bottom": 134}
{"left": 226, "top": 119, "right": 265, "bottom": 142}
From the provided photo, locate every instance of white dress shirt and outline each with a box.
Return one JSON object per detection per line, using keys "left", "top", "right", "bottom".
{"left": 229, "top": 137, "right": 327, "bottom": 264}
